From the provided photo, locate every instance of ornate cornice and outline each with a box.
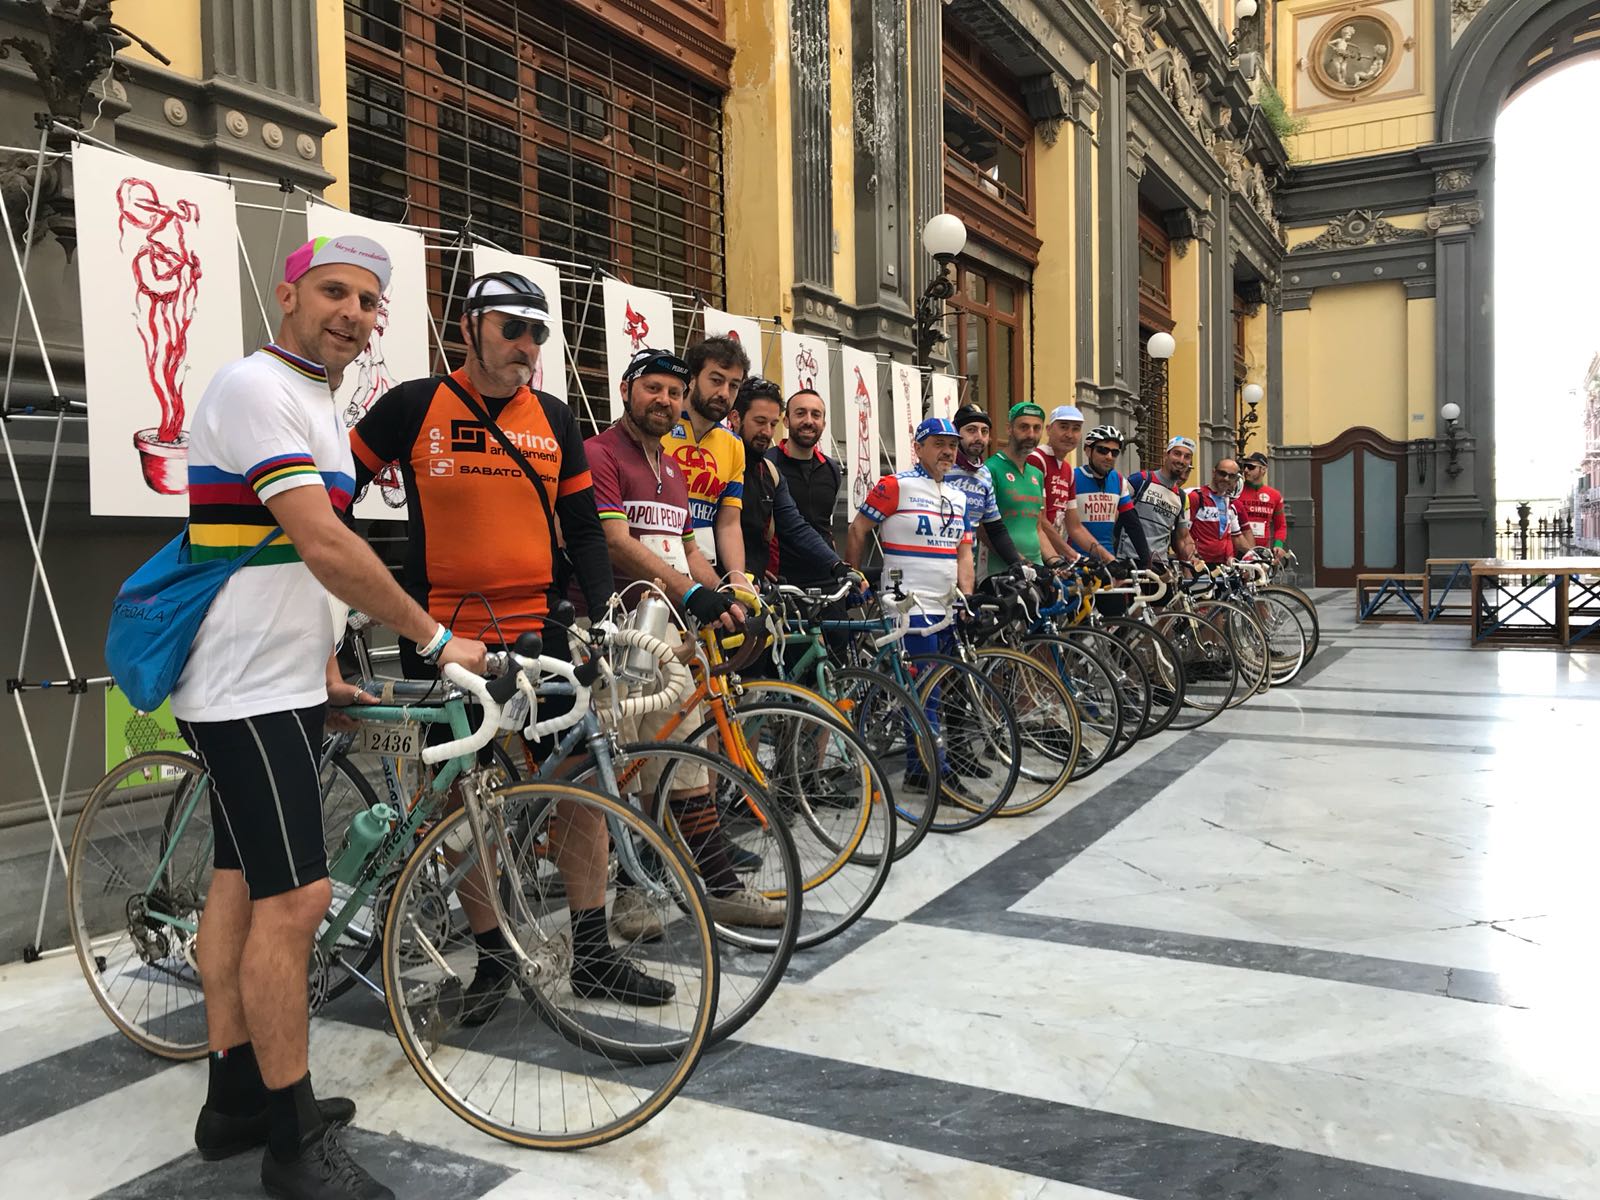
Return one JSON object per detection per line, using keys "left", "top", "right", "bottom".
{"left": 1425, "top": 200, "right": 1484, "bottom": 233}
{"left": 1289, "top": 209, "right": 1426, "bottom": 253}
{"left": 1021, "top": 73, "right": 1072, "bottom": 147}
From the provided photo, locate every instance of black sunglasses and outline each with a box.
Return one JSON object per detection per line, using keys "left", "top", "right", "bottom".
{"left": 497, "top": 317, "right": 551, "bottom": 345}
{"left": 1092, "top": 445, "right": 1121, "bottom": 457}
{"left": 1215, "top": 469, "right": 1240, "bottom": 481}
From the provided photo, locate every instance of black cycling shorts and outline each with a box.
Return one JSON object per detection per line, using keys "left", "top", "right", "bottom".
{"left": 177, "top": 706, "right": 329, "bottom": 900}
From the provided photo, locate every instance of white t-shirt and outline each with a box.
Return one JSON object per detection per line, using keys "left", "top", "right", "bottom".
{"left": 170, "top": 346, "right": 355, "bottom": 722}
{"left": 857, "top": 466, "right": 972, "bottom": 615}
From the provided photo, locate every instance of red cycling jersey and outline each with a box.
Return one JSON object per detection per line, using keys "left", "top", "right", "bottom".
{"left": 1235, "top": 482, "right": 1287, "bottom": 547}
{"left": 1188, "top": 486, "right": 1244, "bottom": 565}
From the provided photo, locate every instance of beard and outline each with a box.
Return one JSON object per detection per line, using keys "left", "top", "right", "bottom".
{"left": 960, "top": 437, "right": 988, "bottom": 460}
{"left": 788, "top": 423, "right": 821, "bottom": 449}
{"left": 628, "top": 398, "right": 678, "bottom": 437}
{"left": 1012, "top": 436, "right": 1040, "bottom": 457}
{"left": 747, "top": 433, "right": 773, "bottom": 455}
{"left": 691, "top": 389, "right": 730, "bottom": 423}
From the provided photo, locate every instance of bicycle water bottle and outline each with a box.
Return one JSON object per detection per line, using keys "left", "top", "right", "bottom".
{"left": 329, "top": 803, "right": 397, "bottom": 884}
{"left": 617, "top": 595, "right": 671, "bottom": 687}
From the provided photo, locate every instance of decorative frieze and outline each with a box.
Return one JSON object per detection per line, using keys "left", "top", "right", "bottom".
{"left": 1425, "top": 200, "right": 1484, "bottom": 233}
{"left": 1434, "top": 168, "right": 1473, "bottom": 193}
{"left": 1290, "top": 208, "right": 1426, "bottom": 253}
{"left": 1099, "top": 0, "right": 1148, "bottom": 67}
{"left": 1022, "top": 73, "right": 1072, "bottom": 148}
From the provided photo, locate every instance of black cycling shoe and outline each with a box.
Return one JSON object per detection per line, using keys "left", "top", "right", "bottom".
{"left": 727, "top": 842, "right": 763, "bottom": 873}
{"left": 570, "top": 951, "right": 676, "bottom": 1006}
{"left": 261, "top": 1125, "right": 393, "bottom": 1200}
{"left": 195, "top": 1097, "right": 356, "bottom": 1162}
{"left": 948, "top": 753, "right": 993, "bottom": 781}
{"left": 459, "top": 962, "right": 514, "bottom": 1028}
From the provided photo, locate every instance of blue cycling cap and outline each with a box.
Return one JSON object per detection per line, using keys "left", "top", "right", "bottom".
{"left": 914, "top": 417, "right": 958, "bottom": 442}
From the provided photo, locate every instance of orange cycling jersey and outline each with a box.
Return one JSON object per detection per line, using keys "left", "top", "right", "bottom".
{"left": 350, "top": 370, "right": 609, "bottom": 635}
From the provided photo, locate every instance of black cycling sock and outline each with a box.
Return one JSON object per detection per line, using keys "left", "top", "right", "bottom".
{"left": 569, "top": 905, "right": 611, "bottom": 961}
{"left": 473, "top": 926, "right": 511, "bottom": 978}
{"left": 669, "top": 792, "right": 739, "bottom": 897}
{"left": 266, "top": 1073, "right": 325, "bottom": 1162}
{"left": 206, "top": 1041, "right": 266, "bottom": 1116}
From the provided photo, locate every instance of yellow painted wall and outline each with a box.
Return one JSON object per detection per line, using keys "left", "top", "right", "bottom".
{"left": 317, "top": 0, "right": 350, "bottom": 207}
{"left": 1032, "top": 127, "right": 1073, "bottom": 406}
{"left": 828, "top": 0, "right": 856, "bottom": 307}
{"left": 1166, "top": 244, "right": 1202, "bottom": 442}
{"left": 1242, "top": 305, "right": 1268, "bottom": 394}
{"left": 1277, "top": 0, "right": 1437, "bottom": 164}
{"left": 1285, "top": 281, "right": 1412, "bottom": 444}
{"left": 115, "top": 1, "right": 202, "bottom": 77}
{"left": 724, "top": 0, "right": 794, "bottom": 322}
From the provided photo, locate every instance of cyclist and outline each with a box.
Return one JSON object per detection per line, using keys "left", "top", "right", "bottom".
{"left": 1189, "top": 457, "right": 1256, "bottom": 565}
{"left": 843, "top": 417, "right": 975, "bottom": 785}
{"left": 1074, "top": 424, "right": 1151, "bottom": 564}
{"left": 728, "top": 376, "right": 848, "bottom": 582}
{"left": 1028, "top": 403, "right": 1083, "bottom": 539}
{"left": 350, "top": 271, "right": 673, "bottom": 1018}
{"left": 661, "top": 335, "right": 751, "bottom": 584}
{"left": 769, "top": 387, "right": 843, "bottom": 584}
{"left": 984, "top": 402, "right": 1069, "bottom": 573}
{"left": 946, "top": 404, "right": 1025, "bottom": 576}
{"left": 172, "top": 235, "right": 486, "bottom": 1200}
{"left": 1237, "top": 451, "right": 1288, "bottom": 562}
{"left": 1119, "top": 434, "right": 1197, "bottom": 564}
{"left": 587, "top": 348, "right": 784, "bottom": 929}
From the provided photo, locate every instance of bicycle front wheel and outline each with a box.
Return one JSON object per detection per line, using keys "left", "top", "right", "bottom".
{"left": 67, "top": 751, "right": 212, "bottom": 1060}
{"left": 908, "top": 654, "right": 1022, "bottom": 832}
{"left": 381, "top": 780, "right": 717, "bottom": 1150}
{"left": 971, "top": 646, "right": 1083, "bottom": 812}
{"left": 1152, "top": 611, "right": 1239, "bottom": 729}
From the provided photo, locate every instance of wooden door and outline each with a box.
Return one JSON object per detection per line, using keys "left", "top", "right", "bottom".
{"left": 1311, "top": 427, "right": 1406, "bottom": 587}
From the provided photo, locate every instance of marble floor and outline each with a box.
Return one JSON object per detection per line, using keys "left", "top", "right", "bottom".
{"left": 2, "top": 592, "right": 1597, "bottom": 1199}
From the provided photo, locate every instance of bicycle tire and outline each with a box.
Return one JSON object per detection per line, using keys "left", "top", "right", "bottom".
{"left": 1261, "top": 585, "right": 1321, "bottom": 665}
{"left": 1094, "top": 617, "right": 1186, "bottom": 737}
{"left": 1050, "top": 626, "right": 1154, "bottom": 749}
{"left": 814, "top": 665, "right": 941, "bottom": 860}
{"left": 1003, "top": 637, "right": 1117, "bottom": 784}
{"left": 571, "top": 740, "right": 801, "bottom": 1048}
{"left": 381, "top": 780, "right": 718, "bottom": 1149}
{"left": 1151, "top": 611, "right": 1239, "bottom": 729}
{"left": 1199, "top": 598, "right": 1272, "bottom": 703}
{"left": 67, "top": 751, "right": 212, "bottom": 1060}
{"left": 1248, "top": 592, "right": 1309, "bottom": 686}
{"left": 688, "top": 702, "right": 895, "bottom": 950}
{"left": 907, "top": 654, "right": 1022, "bottom": 832}
{"left": 970, "top": 645, "right": 1084, "bottom": 808}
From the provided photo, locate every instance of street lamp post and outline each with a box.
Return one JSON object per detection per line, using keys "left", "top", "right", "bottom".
{"left": 1440, "top": 401, "right": 1463, "bottom": 480}
{"left": 1139, "top": 331, "right": 1175, "bottom": 458}
{"left": 1235, "top": 381, "right": 1264, "bottom": 455}
{"left": 912, "top": 214, "right": 967, "bottom": 368}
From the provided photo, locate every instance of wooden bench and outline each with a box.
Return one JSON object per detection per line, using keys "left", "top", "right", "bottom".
{"left": 1423, "top": 557, "right": 1482, "bottom": 623}
{"left": 1356, "top": 573, "right": 1426, "bottom": 622}
{"left": 1471, "top": 558, "right": 1600, "bottom": 649}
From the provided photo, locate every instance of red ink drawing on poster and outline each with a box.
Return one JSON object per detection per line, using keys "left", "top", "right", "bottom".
{"left": 624, "top": 301, "right": 650, "bottom": 351}
{"left": 795, "top": 345, "right": 819, "bottom": 391}
{"left": 117, "top": 177, "right": 202, "bottom": 495}
{"left": 342, "top": 294, "right": 406, "bottom": 508}
{"left": 898, "top": 369, "right": 916, "bottom": 460}
{"left": 852, "top": 366, "right": 873, "bottom": 508}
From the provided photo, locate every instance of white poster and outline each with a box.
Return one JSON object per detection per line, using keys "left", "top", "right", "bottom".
{"left": 603, "top": 279, "right": 676, "bottom": 421}
{"left": 471, "top": 246, "right": 568, "bottom": 404}
{"left": 701, "top": 307, "right": 763, "bottom": 372}
{"left": 930, "top": 373, "right": 960, "bottom": 422}
{"left": 305, "top": 204, "right": 429, "bottom": 520}
{"left": 76, "top": 145, "right": 243, "bottom": 517}
{"left": 840, "top": 347, "right": 883, "bottom": 511}
{"left": 889, "top": 361, "right": 921, "bottom": 473}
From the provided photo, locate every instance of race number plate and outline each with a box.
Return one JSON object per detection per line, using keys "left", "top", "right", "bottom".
{"left": 355, "top": 721, "right": 421, "bottom": 758}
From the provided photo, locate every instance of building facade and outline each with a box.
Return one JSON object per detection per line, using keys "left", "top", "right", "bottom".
{"left": 1579, "top": 354, "right": 1600, "bottom": 552}
{"left": 1268, "top": 0, "right": 1600, "bottom": 580}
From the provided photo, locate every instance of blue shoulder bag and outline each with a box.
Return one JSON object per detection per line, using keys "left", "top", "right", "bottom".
{"left": 106, "top": 525, "right": 283, "bottom": 712}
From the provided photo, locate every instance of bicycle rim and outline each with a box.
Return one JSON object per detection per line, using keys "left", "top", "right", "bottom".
{"left": 908, "top": 655, "right": 1022, "bottom": 831}
{"left": 67, "top": 751, "right": 211, "bottom": 1060}
{"left": 972, "top": 647, "right": 1083, "bottom": 810}
{"left": 822, "top": 666, "right": 940, "bottom": 860}
{"left": 1096, "top": 618, "right": 1186, "bottom": 737}
{"left": 381, "top": 782, "right": 717, "bottom": 1149}
{"left": 1262, "top": 586, "right": 1321, "bottom": 664}
{"left": 1051, "top": 627, "right": 1153, "bottom": 751}
{"left": 1152, "top": 612, "right": 1238, "bottom": 728}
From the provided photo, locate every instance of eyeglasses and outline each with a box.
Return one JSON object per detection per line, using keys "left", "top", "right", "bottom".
{"left": 1215, "top": 470, "right": 1240, "bottom": 481}
{"left": 498, "top": 318, "right": 551, "bottom": 345}
{"left": 1244, "top": 462, "right": 1265, "bottom": 471}
{"left": 1092, "top": 445, "right": 1121, "bottom": 457}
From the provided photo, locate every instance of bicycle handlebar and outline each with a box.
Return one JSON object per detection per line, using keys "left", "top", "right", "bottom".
{"left": 421, "top": 663, "right": 504, "bottom": 765}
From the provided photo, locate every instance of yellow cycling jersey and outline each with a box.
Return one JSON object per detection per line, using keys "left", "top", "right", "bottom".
{"left": 661, "top": 414, "right": 745, "bottom": 565}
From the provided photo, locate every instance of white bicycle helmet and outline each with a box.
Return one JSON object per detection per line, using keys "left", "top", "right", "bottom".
{"left": 1086, "top": 424, "right": 1124, "bottom": 448}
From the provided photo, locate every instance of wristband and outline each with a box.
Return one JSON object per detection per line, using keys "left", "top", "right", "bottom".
{"left": 683, "top": 583, "right": 702, "bottom": 603}
{"left": 419, "top": 624, "right": 452, "bottom": 662}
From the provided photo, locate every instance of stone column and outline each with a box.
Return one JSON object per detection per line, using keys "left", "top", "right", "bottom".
{"left": 1071, "top": 80, "right": 1100, "bottom": 412}
{"left": 790, "top": 0, "right": 839, "bottom": 334}
{"left": 202, "top": 0, "right": 319, "bottom": 104}
{"left": 850, "top": 0, "right": 914, "bottom": 356}
{"left": 1425, "top": 192, "right": 1491, "bottom": 557}
{"left": 909, "top": 0, "right": 945, "bottom": 366}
